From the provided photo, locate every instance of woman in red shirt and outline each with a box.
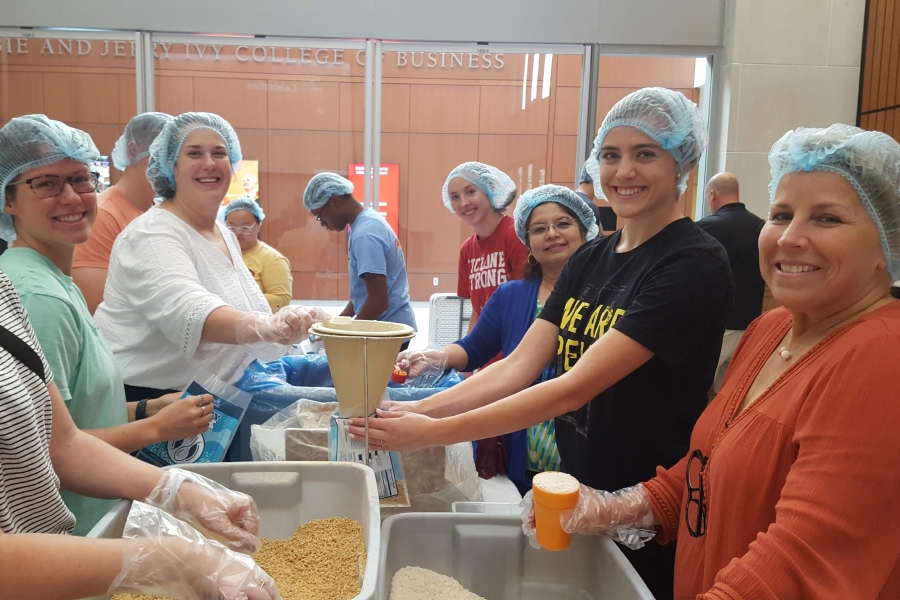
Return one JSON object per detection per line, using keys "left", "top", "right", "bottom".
{"left": 522, "top": 124, "right": 900, "bottom": 600}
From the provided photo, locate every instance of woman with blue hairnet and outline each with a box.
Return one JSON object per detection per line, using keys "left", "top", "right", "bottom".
{"left": 0, "top": 115, "right": 238, "bottom": 535}
{"left": 0, "top": 116, "right": 280, "bottom": 598}
{"left": 72, "top": 111, "right": 172, "bottom": 314}
{"left": 223, "top": 196, "right": 293, "bottom": 312}
{"left": 349, "top": 88, "right": 734, "bottom": 598}
{"left": 521, "top": 126, "right": 900, "bottom": 599}
{"left": 398, "top": 185, "right": 599, "bottom": 494}
{"left": 94, "top": 112, "right": 326, "bottom": 400}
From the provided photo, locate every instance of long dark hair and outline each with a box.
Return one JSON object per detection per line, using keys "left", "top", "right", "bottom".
{"left": 522, "top": 203, "right": 588, "bottom": 279}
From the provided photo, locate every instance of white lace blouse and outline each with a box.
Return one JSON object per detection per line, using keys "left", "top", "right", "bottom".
{"left": 95, "top": 207, "right": 272, "bottom": 389}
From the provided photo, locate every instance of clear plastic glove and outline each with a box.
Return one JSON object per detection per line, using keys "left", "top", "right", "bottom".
{"left": 519, "top": 483, "right": 658, "bottom": 551}
{"left": 235, "top": 307, "right": 320, "bottom": 347}
{"left": 396, "top": 346, "right": 449, "bottom": 387}
{"left": 109, "top": 502, "right": 280, "bottom": 600}
{"left": 144, "top": 468, "right": 261, "bottom": 554}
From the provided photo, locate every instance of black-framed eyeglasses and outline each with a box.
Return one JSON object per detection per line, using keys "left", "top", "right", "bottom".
{"left": 313, "top": 198, "right": 333, "bottom": 222}
{"left": 685, "top": 449, "right": 708, "bottom": 538}
{"left": 7, "top": 172, "right": 99, "bottom": 198}
{"left": 527, "top": 216, "right": 577, "bottom": 238}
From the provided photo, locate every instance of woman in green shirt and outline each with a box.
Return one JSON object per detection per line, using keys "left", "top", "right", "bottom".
{"left": 0, "top": 115, "right": 213, "bottom": 535}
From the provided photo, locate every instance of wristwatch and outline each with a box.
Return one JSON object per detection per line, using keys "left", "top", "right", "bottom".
{"left": 135, "top": 398, "right": 149, "bottom": 420}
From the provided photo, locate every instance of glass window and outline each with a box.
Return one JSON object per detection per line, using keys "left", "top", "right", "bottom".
{"left": 379, "top": 48, "right": 584, "bottom": 301}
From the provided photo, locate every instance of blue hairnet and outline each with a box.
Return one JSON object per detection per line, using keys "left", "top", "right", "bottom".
{"left": 303, "top": 172, "right": 354, "bottom": 212}
{"left": 768, "top": 124, "right": 900, "bottom": 281}
{"left": 585, "top": 87, "right": 707, "bottom": 198}
{"left": 147, "top": 112, "right": 242, "bottom": 200}
{"left": 111, "top": 112, "right": 172, "bottom": 171}
{"left": 222, "top": 196, "right": 265, "bottom": 222}
{"left": 0, "top": 114, "right": 99, "bottom": 242}
{"left": 513, "top": 184, "right": 599, "bottom": 244}
{"left": 442, "top": 162, "right": 517, "bottom": 212}
{"left": 579, "top": 162, "right": 593, "bottom": 184}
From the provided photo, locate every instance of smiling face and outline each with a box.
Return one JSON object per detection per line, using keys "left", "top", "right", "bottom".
{"left": 526, "top": 202, "right": 587, "bottom": 270}
{"left": 760, "top": 171, "right": 891, "bottom": 317}
{"left": 447, "top": 177, "right": 494, "bottom": 227}
{"left": 597, "top": 126, "right": 681, "bottom": 220}
{"left": 173, "top": 128, "right": 232, "bottom": 209}
{"left": 225, "top": 208, "right": 260, "bottom": 251}
{"left": 4, "top": 158, "right": 97, "bottom": 252}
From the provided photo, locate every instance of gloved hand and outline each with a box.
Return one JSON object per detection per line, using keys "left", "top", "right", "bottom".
{"left": 235, "top": 306, "right": 325, "bottom": 347}
{"left": 144, "top": 468, "right": 261, "bottom": 554}
{"left": 520, "top": 483, "right": 658, "bottom": 551}
{"left": 108, "top": 503, "right": 280, "bottom": 600}
{"left": 396, "top": 347, "right": 449, "bottom": 386}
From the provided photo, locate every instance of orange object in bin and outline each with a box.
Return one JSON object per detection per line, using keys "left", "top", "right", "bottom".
{"left": 532, "top": 472, "right": 581, "bottom": 551}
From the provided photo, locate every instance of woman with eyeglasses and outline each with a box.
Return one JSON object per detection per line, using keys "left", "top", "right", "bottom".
{"left": 396, "top": 185, "right": 599, "bottom": 494}
{"left": 223, "top": 196, "right": 293, "bottom": 312}
{"left": 94, "top": 113, "right": 326, "bottom": 401}
{"left": 347, "top": 88, "right": 734, "bottom": 599}
{"left": 0, "top": 115, "right": 221, "bottom": 535}
{"left": 525, "top": 126, "right": 900, "bottom": 600}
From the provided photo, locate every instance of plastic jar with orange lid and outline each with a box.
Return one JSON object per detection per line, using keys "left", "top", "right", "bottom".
{"left": 532, "top": 471, "right": 581, "bottom": 551}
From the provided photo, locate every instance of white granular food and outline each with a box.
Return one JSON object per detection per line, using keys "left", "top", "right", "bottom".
{"left": 533, "top": 471, "right": 579, "bottom": 494}
{"left": 389, "top": 566, "right": 486, "bottom": 600}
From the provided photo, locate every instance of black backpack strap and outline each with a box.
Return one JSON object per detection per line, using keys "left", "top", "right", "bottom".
{"left": 0, "top": 323, "right": 45, "bottom": 382}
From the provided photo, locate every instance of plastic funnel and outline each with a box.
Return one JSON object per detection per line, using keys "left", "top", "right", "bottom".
{"left": 532, "top": 472, "right": 581, "bottom": 551}
{"left": 310, "top": 318, "right": 415, "bottom": 418}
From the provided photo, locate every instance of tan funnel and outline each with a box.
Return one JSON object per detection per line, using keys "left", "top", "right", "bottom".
{"left": 310, "top": 318, "right": 415, "bottom": 418}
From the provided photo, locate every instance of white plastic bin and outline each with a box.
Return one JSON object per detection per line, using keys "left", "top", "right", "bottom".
{"left": 379, "top": 513, "right": 654, "bottom": 600}
{"left": 86, "top": 461, "right": 380, "bottom": 600}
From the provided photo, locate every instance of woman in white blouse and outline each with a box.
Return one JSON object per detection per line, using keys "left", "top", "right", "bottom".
{"left": 95, "top": 113, "right": 322, "bottom": 398}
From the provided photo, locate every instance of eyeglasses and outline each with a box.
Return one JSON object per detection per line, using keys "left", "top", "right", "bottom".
{"left": 7, "top": 172, "right": 99, "bottom": 199}
{"left": 685, "top": 449, "right": 708, "bottom": 538}
{"left": 527, "top": 216, "right": 577, "bottom": 238}
{"left": 227, "top": 224, "right": 256, "bottom": 234}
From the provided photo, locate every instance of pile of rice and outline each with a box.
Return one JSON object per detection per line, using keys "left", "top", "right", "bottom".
{"left": 388, "top": 566, "right": 486, "bottom": 600}
{"left": 112, "top": 516, "right": 365, "bottom": 600}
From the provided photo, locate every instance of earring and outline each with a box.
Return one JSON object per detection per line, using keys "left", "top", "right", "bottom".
{"left": 675, "top": 173, "right": 681, "bottom": 181}
{"left": 527, "top": 253, "right": 538, "bottom": 266}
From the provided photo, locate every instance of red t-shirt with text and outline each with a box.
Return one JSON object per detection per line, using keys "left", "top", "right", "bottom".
{"left": 456, "top": 215, "right": 529, "bottom": 317}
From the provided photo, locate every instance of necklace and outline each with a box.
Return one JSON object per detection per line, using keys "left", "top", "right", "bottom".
{"left": 779, "top": 346, "right": 792, "bottom": 360}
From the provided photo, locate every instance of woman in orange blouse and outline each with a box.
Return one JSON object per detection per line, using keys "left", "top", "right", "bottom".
{"left": 522, "top": 124, "right": 900, "bottom": 600}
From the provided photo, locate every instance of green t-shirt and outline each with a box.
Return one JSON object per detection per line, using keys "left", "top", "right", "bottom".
{"left": 0, "top": 248, "right": 127, "bottom": 535}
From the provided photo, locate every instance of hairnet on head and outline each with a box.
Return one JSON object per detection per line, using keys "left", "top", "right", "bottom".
{"left": 303, "top": 172, "right": 354, "bottom": 212}
{"left": 222, "top": 196, "right": 265, "bottom": 222}
{"left": 0, "top": 114, "right": 99, "bottom": 242}
{"left": 111, "top": 112, "right": 172, "bottom": 171}
{"left": 579, "top": 162, "right": 593, "bottom": 185}
{"left": 768, "top": 124, "right": 900, "bottom": 281}
{"left": 584, "top": 87, "right": 708, "bottom": 198}
{"left": 147, "top": 112, "right": 242, "bottom": 200}
{"left": 442, "top": 162, "right": 517, "bottom": 212}
{"left": 513, "top": 184, "right": 599, "bottom": 245}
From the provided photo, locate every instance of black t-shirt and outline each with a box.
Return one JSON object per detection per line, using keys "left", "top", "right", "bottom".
{"left": 538, "top": 217, "right": 734, "bottom": 491}
{"left": 696, "top": 203, "right": 766, "bottom": 330}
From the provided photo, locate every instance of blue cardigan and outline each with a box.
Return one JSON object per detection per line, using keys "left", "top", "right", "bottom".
{"left": 456, "top": 276, "right": 543, "bottom": 493}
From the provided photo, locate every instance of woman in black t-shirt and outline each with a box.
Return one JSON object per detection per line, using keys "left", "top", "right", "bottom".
{"left": 348, "top": 88, "right": 734, "bottom": 600}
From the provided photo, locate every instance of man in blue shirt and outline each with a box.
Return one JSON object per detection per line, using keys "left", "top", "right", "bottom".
{"left": 303, "top": 173, "right": 417, "bottom": 341}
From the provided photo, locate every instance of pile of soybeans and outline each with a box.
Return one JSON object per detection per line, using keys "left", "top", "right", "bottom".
{"left": 111, "top": 516, "right": 366, "bottom": 600}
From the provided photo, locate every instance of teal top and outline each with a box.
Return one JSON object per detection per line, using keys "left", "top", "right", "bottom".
{"left": 0, "top": 248, "right": 127, "bottom": 535}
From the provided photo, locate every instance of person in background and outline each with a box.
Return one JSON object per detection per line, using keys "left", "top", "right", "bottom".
{"left": 444, "top": 162, "right": 528, "bottom": 334}
{"left": 95, "top": 112, "right": 324, "bottom": 399}
{"left": 522, "top": 124, "right": 900, "bottom": 600}
{"left": 243, "top": 173, "right": 259, "bottom": 199}
{"left": 696, "top": 172, "right": 765, "bottom": 392}
{"left": 576, "top": 162, "right": 618, "bottom": 234}
{"left": 223, "top": 196, "right": 293, "bottom": 312}
{"left": 303, "top": 173, "right": 417, "bottom": 341}
{"left": 0, "top": 115, "right": 216, "bottom": 535}
{"left": 348, "top": 88, "right": 734, "bottom": 599}
{"left": 72, "top": 112, "right": 172, "bottom": 314}
{"left": 397, "top": 185, "right": 599, "bottom": 494}
{"left": 0, "top": 269, "right": 279, "bottom": 599}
